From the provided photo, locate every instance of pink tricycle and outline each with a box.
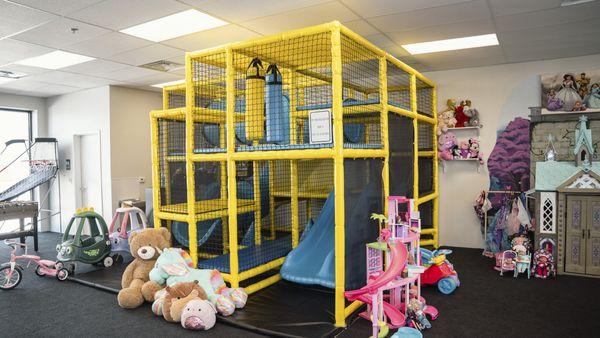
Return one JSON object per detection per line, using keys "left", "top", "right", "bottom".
{"left": 0, "top": 239, "right": 69, "bottom": 290}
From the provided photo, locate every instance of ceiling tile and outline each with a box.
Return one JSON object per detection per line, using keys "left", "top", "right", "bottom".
{"left": 129, "top": 72, "right": 182, "bottom": 86}
{"left": 163, "top": 24, "right": 259, "bottom": 51}
{"left": 340, "top": 0, "right": 472, "bottom": 18}
{"left": 494, "top": 1, "right": 600, "bottom": 32}
{"left": 368, "top": 0, "right": 491, "bottom": 33}
{"left": 0, "top": 78, "right": 49, "bottom": 91}
{"left": 28, "top": 71, "right": 115, "bottom": 88}
{"left": 498, "top": 19, "right": 600, "bottom": 48}
{"left": 241, "top": 2, "right": 359, "bottom": 35}
{"left": 10, "top": 0, "right": 104, "bottom": 15}
{"left": 96, "top": 66, "right": 163, "bottom": 82}
{"left": 63, "top": 32, "right": 152, "bottom": 58}
{"left": 67, "top": 0, "right": 189, "bottom": 30}
{"left": 108, "top": 44, "right": 185, "bottom": 66}
{"left": 30, "top": 83, "right": 82, "bottom": 97}
{"left": 0, "top": 38, "right": 54, "bottom": 64}
{"left": 11, "top": 17, "right": 110, "bottom": 49}
{"left": 364, "top": 34, "right": 396, "bottom": 49}
{"left": 60, "top": 59, "right": 130, "bottom": 77}
{"left": 179, "top": 0, "right": 329, "bottom": 22}
{"left": 0, "top": 62, "right": 52, "bottom": 76}
{"left": 387, "top": 19, "right": 496, "bottom": 45}
{"left": 343, "top": 20, "right": 381, "bottom": 37}
{"left": 504, "top": 39, "right": 600, "bottom": 63}
{"left": 488, "top": 0, "right": 561, "bottom": 17}
{"left": 0, "top": 1, "right": 56, "bottom": 39}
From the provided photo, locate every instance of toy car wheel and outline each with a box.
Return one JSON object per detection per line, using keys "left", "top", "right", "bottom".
{"left": 438, "top": 277, "right": 457, "bottom": 295}
{"left": 55, "top": 262, "right": 64, "bottom": 270}
{"left": 35, "top": 265, "right": 45, "bottom": 277}
{"left": 0, "top": 266, "right": 22, "bottom": 290}
{"left": 103, "top": 256, "right": 114, "bottom": 268}
{"left": 56, "top": 268, "right": 69, "bottom": 281}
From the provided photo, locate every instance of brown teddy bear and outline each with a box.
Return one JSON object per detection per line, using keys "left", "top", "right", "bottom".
{"left": 117, "top": 227, "right": 171, "bottom": 309}
{"left": 159, "top": 281, "right": 208, "bottom": 322}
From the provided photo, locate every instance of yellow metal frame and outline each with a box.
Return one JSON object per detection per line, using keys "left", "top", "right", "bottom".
{"left": 149, "top": 21, "right": 438, "bottom": 328}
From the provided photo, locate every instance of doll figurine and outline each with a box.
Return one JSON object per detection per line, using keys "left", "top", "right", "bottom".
{"left": 584, "top": 83, "right": 600, "bottom": 109}
{"left": 546, "top": 89, "right": 564, "bottom": 111}
{"left": 459, "top": 140, "right": 470, "bottom": 159}
{"left": 407, "top": 298, "right": 431, "bottom": 330}
{"left": 532, "top": 249, "right": 555, "bottom": 279}
{"left": 555, "top": 74, "right": 582, "bottom": 111}
{"left": 572, "top": 100, "right": 586, "bottom": 112}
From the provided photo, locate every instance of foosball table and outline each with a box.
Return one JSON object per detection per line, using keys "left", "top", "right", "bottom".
{"left": 0, "top": 201, "right": 39, "bottom": 251}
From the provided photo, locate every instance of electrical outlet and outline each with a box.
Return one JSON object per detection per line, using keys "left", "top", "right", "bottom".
{"left": 138, "top": 177, "right": 145, "bottom": 184}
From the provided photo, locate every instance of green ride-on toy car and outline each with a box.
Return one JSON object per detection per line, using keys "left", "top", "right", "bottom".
{"left": 56, "top": 207, "right": 122, "bottom": 273}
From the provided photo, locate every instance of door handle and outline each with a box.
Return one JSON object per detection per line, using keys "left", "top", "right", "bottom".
{"left": 589, "top": 229, "right": 591, "bottom": 238}
{"left": 583, "top": 229, "right": 586, "bottom": 238}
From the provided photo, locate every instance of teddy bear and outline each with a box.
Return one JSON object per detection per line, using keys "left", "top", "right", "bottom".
{"left": 152, "top": 281, "right": 208, "bottom": 322}
{"left": 436, "top": 99, "right": 457, "bottom": 135}
{"left": 150, "top": 248, "right": 248, "bottom": 316}
{"left": 181, "top": 299, "right": 218, "bottom": 330}
{"left": 437, "top": 132, "right": 456, "bottom": 161}
{"left": 468, "top": 137, "right": 484, "bottom": 164}
{"left": 117, "top": 227, "right": 171, "bottom": 309}
{"left": 454, "top": 100, "right": 469, "bottom": 128}
{"left": 463, "top": 100, "right": 482, "bottom": 127}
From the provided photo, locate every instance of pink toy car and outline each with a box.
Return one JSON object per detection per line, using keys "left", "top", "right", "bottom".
{"left": 0, "top": 240, "right": 69, "bottom": 290}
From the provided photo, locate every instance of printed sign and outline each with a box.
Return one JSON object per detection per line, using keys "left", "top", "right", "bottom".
{"left": 309, "top": 109, "right": 332, "bottom": 144}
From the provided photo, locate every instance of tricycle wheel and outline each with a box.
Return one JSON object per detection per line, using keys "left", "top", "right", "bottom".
{"left": 56, "top": 268, "right": 69, "bottom": 281}
{"left": 35, "top": 265, "right": 45, "bottom": 277}
{"left": 103, "top": 255, "right": 114, "bottom": 268}
{"left": 0, "top": 266, "right": 22, "bottom": 290}
{"left": 438, "top": 277, "right": 457, "bottom": 295}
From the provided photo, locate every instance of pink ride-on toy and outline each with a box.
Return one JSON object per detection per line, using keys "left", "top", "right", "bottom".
{"left": 108, "top": 206, "right": 148, "bottom": 254}
{"left": 0, "top": 239, "right": 69, "bottom": 290}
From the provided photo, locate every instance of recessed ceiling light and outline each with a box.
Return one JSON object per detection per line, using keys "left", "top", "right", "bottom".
{"left": 561, "top": 0, "right": 596, "bottom": 7}
{"left": 120, "top": 9, "right": 227, "bottom": 42}
{"left": 0, "top": 78, "right": 17, "bottom": 85}
{"left": 151, "top": 79, "right": 185, "bottom": 88}
{"left": 15, "top": 50, "right": 95, "bottom": 70}
{"left": 402, "top": 34, "right": 499, "bottom": 55}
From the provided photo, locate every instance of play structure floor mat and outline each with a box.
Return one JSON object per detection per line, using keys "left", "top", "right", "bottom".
{"left": 67, "top": 264, "right": 346, "bottom": 337}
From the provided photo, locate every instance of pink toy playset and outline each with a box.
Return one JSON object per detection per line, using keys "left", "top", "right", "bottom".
{"left": 345, "top": 197, "right": 438, "bottom": 337}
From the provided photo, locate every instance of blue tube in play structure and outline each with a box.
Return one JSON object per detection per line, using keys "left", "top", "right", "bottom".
{"left": 280, "top": 191, "right": 335, "bottom": 288}
{"left": 265, "top": 64, "right": 289, "bottom": 144}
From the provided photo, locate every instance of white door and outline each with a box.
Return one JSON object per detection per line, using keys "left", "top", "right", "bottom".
{"left": 78, "top": 134, "right": 102, "bottom": 210}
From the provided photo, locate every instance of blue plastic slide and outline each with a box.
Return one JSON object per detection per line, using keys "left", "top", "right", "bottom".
{"left": 280, "top": 191, "right": 335, "bottom": 288}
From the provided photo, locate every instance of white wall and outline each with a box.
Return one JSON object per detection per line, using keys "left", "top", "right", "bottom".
{"left": 425, "top": 53, "right": 600, "bottom": 248}
{"left": 109, "top": 86, "right": 161, "bottom": 211}
{"left": 47, "top": 87, "right": 112, "bottom": 231}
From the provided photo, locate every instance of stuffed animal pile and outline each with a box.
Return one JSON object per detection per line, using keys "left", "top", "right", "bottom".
{"left": 437, "top": 98, "right": 484, "bottom": 164}
{"left": 117, "top": 228, "right": 248, "bottom": 331}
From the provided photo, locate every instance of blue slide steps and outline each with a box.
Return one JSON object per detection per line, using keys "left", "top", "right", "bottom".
{"left": 280, "top": 191, "right": 335, "bottom": 288}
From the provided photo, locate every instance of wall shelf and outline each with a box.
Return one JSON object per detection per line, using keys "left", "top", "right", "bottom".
{"left": 441, "top": 158, "right": 481, "bottom": 172}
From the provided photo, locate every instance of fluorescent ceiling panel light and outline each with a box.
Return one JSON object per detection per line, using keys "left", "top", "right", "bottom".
{"left": 15, "top": 50, "right": 95, "bottom": 69}
{"left": 561, "top": 0, "right": 596, "bottom": 7}
{"left": 0, "top": 78, "right": 17, "bottom": 85}
{"left": 151, "top": 79, "right": 185, "bottom": 88}
{"left": 120, "top": 9, "right": 227, "bottom": 42}
{"left": 402, "top": 34, "right": 499, "bottom": 55}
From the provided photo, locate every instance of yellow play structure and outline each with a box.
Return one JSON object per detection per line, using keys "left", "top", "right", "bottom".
{"left": 150, "top": 21, "right": 437, "bottom": 327}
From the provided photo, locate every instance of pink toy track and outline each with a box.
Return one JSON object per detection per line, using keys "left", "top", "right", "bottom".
{"left": 356, "top": 295, "right": 406, "bottom": 328}
{"left": 345, "top": 241, "right": 409, "bottom": 298}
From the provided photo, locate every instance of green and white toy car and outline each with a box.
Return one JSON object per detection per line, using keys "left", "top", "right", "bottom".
{"left": 56, "top": 208, "right": 120, "bottom": 272}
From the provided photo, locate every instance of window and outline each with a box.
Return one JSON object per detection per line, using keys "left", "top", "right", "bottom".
{"left": 540, "top": 192, "right": 556, "bottom": 234}
{"left": 0, "top": 108, "right": 32, "bottom": 232}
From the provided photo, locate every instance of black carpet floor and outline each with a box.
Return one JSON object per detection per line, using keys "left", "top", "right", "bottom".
{"left": 1, "top": 233, "right": 600, "bottom": 337}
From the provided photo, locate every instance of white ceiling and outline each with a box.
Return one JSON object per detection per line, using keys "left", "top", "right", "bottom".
{"left": 0, "top": 0, "right": 599, "bottom": 97}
